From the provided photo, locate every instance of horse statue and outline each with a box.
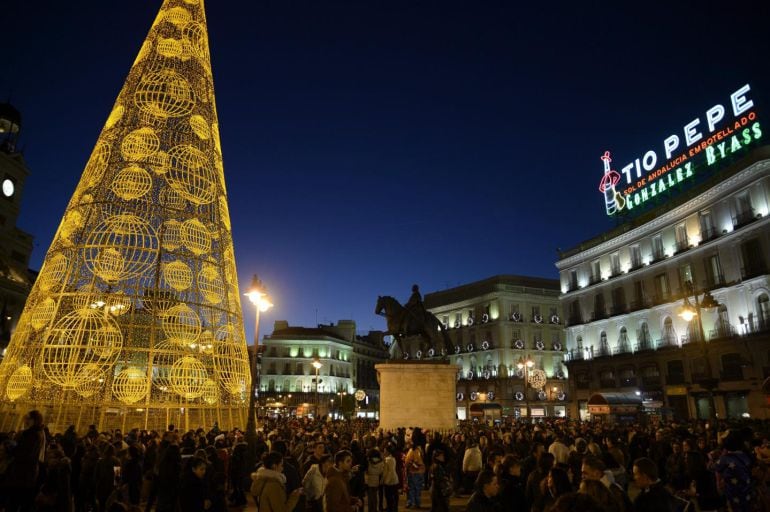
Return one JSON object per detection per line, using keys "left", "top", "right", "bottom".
{"left": 375, "top": 295, "right": 453, "bottom": 358}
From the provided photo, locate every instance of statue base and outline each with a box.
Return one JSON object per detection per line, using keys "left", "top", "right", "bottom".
{"left": 376, "top": 361, "right": 457, "bottom": 431}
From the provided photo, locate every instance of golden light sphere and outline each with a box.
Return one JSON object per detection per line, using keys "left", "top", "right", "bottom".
{"left": 165, "top": 144, "right": 216, "bottom": 205}
{"left": 111, "top": 166, "right": 153, "bottom": 201}
{"left": 41, "top": 310, "right": 123, "bottom": 388}
{"left": 163, "top": 260, "right": 193, "bottom": 291}
{"left": 160, "top": 188, "right": 186, "bottom": 210}
{"left": 83, "top": 141, "right": 111, "bottom": 188}
{"left": 198, "top": 265, "right": 224, "bottom": 304}
{"left": 161, "top": 219, "right": 182, "bottom": 251}
{"left": 150, "top": 340, "right": 182, "bottom": 391}
{"left": 146, "top": 150, "right": 170, "bottom": 175}
{"left": 113, "top": 367, "right": 147, "bottom": 404}
{"left": 163, "top": 7, "right": 192, "bottom": 27}
{"left": 181, "top": 218, "right": 211, "bottom": 255}
{"left": 162, "top": 303, "right": 201, "bottom": 343}
{"left": 74, "top": 364, "right": 103, "bottom": 398}
{"left": 202, "top": 379, "right": 218, "bottom": 405}
{"left": 30, "top": 298, "right": 57, "bottom": 330}
{"left": 106, "top": 291, "right": 132, "bottom": 316}
{"left": 156, "top": 38, "right": 183, "bottom": 58}
{"left": 134, "top": 69, "right": 195, "bottom": 119}
{"left": 121, "top": 127, "right": 160, "bottom": 160}
{"left": 528, "top": 369, "right": 547, "bottom": 389}
{"left": 189, "top": 115, "right": 210, "bottom": 140}
{"left": 183, "top": 22, "right": 207, "bottom": 60}
{"left": 39, "top": 253, "right": 68, "bottom": 292}
{"left": 169, "top": 356, "right": 207, "bottom": 399}
{"left": 83, "top": 214, "right": 158, "bottom": 283}
{"left": 5, "top": 365, "right": 33, "bottom": 401}
{"left": 214, "top": 342, "right": 251, "bottom": 395}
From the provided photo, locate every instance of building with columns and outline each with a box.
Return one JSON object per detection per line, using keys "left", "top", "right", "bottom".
{"left": 423, "top": 275, "right": 567, "bottom": 420}
{"left": 557, "top": 146, "right": 770, "bottom": 420}
{"left": 259, "top": 320, "right": 388, "bottom": 416}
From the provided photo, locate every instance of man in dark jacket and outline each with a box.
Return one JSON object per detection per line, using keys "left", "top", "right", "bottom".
{"left": 6, "top": 410, "right": 46, "bottom": 512}
{"left": 326, "top": 450, "right": 362, "bottom": 512}
{"left": 631, "top": 457, "right": 678, "bottom": 512}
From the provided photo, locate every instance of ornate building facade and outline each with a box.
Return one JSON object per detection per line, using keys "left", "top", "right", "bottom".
{"left": 424, "top": 275, "right": 567, "bottom": 420}
{"left": 259, "top": 320, "right": 388, "bottom": 417}
{"left": 557, "top": 147, "right": 770, "bottom": 420}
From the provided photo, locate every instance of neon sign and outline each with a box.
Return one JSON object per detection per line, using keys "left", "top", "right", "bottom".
{"left": 600, "top": 84, "right": 763, "bottom": 215}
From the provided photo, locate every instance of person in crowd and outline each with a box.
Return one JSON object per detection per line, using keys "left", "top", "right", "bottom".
{"left": 534, "top": 467, "right": 570, "bottom": 512}
{"left": 179, "top": 457, "right": 212, "bottom": 511}
{"left": 566, "top": 438, "right": 587, "bottom": 488}
{"left": 204, "top": 444, "right": 227, "bottom": 512}
{"left": 35, "top": 444, "right": 73, "bottom": 512}
{"left": 229, "top": 440, "right": 249, "bottom": 506}
{"left": 580, "top": 454, "right": 630, "bottom": 512}
{"left": 326, "top": 450, "right": 362, "bottom": 512}
{"left": 405, "top": 439, "right": 426, "bottom": 509}
{"left": 155, "top": 442, "right": 181, "bottom": 512}
{"left": 303, "top": 441, "right": 327, "bottom": 475}
{"left": 713, "top": 433, "right": 753, "bottom": 512}
{"left": 366, "top": 446, "right": 385, "bottom": 512}
{"left": 429, "top": 449, "right": 451, "bottom": 512}
{"left": 5, "top": 410, "right": 46, "bottom": 512}
{"left": 577, "top": 479, "right": 620, "bottom": 512}
{"left": 94, "top": 443, "right": 120, "bottom": 512}
{"left": 525, "top": 452, "right": 553, "bottom": 511}
{"left": 496, "top": 455, "right": 524, "bottom": 512}
{"left": 121, "top": 444, "right": 143, "bottom": 507}
{"left": 252, "top": 451, "right": 303, "bottom": 512}
{"left": 631, "top": 457, "right": 679, "bottom": 512}
{"left": 682, "top": 450, "right": 722, "bottom": 512}
{"left": 382, "top": 443, "right": 400, "bottom": 512}
{"left": 465, "top": 470, "right": 500, "bottom": 512}
{"left": 303, "top": 454, "right": 333, "bottom": 512}
{"left": 547, "top": 436, "right": 569, "bottom": 466}
{"left": 462, "top": 439, "right": 483, "bottom": 495}
{"left": 664, "top": 440, "right": 687, "bottom": 492}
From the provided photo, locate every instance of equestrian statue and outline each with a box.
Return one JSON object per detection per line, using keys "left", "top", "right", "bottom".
{"left": 375, "top": 285, "right": 453, "bottom": 358}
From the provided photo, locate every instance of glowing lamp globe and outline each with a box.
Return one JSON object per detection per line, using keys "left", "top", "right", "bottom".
{"left": 528, "top": 369, "right": 547, "bottom": 389}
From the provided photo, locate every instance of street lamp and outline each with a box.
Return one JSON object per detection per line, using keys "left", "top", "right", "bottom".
{"left": 312, "top": 358, "right": 322, "bottom": 418}
{"left": 517, "top": 355, "right": 535, "bottom": 421}
{"left": 244, "top": 275, "right": 273, "bottom": 434}
{"left": 677, "top": 280, "right": 720, "bottom": 418}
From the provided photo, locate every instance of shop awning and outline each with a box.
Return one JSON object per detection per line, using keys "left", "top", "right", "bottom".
{"left": 587, "top": 392, "right": 642, "bottom": 414}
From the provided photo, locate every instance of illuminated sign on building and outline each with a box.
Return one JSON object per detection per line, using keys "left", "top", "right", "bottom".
{"left": 600, "top": 84, "right": 763, "bottom": 215}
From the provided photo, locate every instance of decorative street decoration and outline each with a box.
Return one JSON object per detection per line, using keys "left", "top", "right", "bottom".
{"left": 528, "top": 369, "right": 547, "bottom": 389}
{"left": 0, "top": 0, "right": 250, "bottom": 431}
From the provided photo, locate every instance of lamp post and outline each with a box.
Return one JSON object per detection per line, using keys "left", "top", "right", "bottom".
{"left": 517, "top": 355, "right": 534, "bottom": 422}
{"left": 678, "top": 280, "right": 720, "bottom": 418}
{"left": 244, "top": 275, "right": 273, "bottom": 434}
{"left": 312, "top": 358, "right": 322, "bottom": 418}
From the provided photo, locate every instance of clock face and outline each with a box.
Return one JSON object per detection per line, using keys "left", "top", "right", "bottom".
{"left": 1, "top": 179, "right": 13, "bottom": 198}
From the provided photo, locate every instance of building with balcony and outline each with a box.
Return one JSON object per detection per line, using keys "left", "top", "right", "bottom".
{"left": 259, "top": 320, "right": 388, "bottom": 416}
{"left": 423, "top": 275, "right": 567, "bottom": 420}
{"left": 557, "top": 146, "right": 770, "bottom": 420}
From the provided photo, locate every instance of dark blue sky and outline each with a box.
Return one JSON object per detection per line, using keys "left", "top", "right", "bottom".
{"left": 2, "top": 0, "right": 769, "bottom": 340}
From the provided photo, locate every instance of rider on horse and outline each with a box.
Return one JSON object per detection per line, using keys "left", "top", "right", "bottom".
{"left": 405, "top": 284, "right": 426, "bottom": 329}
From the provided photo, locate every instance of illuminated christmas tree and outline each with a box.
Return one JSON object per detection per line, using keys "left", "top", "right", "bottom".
{"left": 0, "top": 0, "right": 251, "bottom": 432}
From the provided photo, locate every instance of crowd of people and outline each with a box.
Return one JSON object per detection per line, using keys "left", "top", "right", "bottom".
{"left": 0, "top": 410, "right": 769, "bottom": 512}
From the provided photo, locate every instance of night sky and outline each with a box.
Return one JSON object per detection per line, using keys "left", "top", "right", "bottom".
{"left": 2, "top": 1, "right": 769, "bottom": 341}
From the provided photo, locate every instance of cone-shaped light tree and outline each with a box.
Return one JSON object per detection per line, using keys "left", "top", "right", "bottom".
{"left": 0, "top": 0, "right": 251, "bottom": 432}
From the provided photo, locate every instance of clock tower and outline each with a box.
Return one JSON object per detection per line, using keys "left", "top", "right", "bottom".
{"left": 0, "top": 102, "right": 35, "bottom": 353}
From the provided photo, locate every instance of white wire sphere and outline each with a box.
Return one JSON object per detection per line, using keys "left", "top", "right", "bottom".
{"left": 41, "top": 309, "right": 123, "bottom": 388}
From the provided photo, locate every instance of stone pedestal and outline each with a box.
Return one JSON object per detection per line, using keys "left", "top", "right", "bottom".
{"left": 376, "top": 362, "right": 457, "bottom": 431}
